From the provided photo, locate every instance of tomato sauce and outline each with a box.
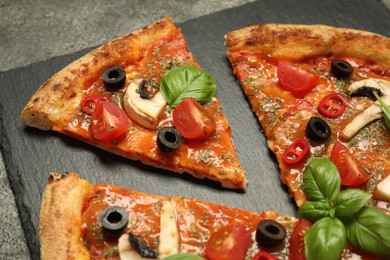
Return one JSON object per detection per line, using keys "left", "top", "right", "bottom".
{"left": 229, "top": 50, "right": 390, "bottom": 209}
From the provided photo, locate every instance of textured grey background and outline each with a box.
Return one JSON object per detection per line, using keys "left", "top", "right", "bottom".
{"left": 0, "top": 0, "right": 389, "bottom": 259}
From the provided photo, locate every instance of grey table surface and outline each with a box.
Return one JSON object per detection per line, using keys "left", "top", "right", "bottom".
{"left": 0, "top": 0, "right": 389, "bottom": 259}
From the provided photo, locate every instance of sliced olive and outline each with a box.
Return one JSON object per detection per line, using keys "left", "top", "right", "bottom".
{"left": 100, "top": 206, "right": 128, "bottom": 233}
{"left": 256, "top": 219, "right": 287, "bottom": 248}
{"left": 306, "top": 116, "right": 331, "bottom": 141}
{"left": 139, "top": 80, "right": 159, "bottom": 100}
{"left": 331, "top": 60, "right": 354, "bottom": 79}
{"left": 129, "top": 233, "right": 158, "bottom": 259}
{"left": 102, "top": 65, "right": 126, "bottom": 90}
{"left": 157, "top": 126, "right": 182, "bottom": 153}
{"left": 350, "top": 86, "right": 383, "bottom": 100}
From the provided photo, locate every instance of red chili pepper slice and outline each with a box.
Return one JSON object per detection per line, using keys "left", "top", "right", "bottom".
{"left": 252, "top": 251, "right": 279, "bottom": 260}
{"left": 283, "top": 139, "right": 310, "bottom": 165}
{"left": 318, "top": 93, "right": 346, "bottom": 118}
{"left": 81, "top": 95, "right": 108, "bottom": 115}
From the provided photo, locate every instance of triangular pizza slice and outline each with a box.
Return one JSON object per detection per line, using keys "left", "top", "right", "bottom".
{"left": 20, "top": 17, "right": 246, "bottom": 189}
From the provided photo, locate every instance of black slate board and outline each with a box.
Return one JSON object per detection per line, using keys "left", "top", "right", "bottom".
{"left": 1, "top": 0, "right": 389, "bottom": 258}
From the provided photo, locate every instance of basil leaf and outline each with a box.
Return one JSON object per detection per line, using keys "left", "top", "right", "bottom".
{"left": 374, "top": 91, "right": 390, "bottom": 130}
{"left": 298, "top": 200, "right": 332, "bottom": 223}
{"left": 334, "top": 189, "right": 371, "bottom": 217}
{"left": 304, "top": 217, "right": 346, "bottom": 260}
{"left": 163, "top": 253, "right": 206, "bottom": 260}
{"left": 346, "top": 206, "right": 390, "bottom": 256}
{"left": 160, "top": 66, "right": 216, "bottom": 107}
{"left": 303, "top": 158, "right": 340, "bottom": 202}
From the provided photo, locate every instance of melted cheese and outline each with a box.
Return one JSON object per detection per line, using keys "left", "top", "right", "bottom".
{"left": 158, "top": 200, "right": 179, "bottom": 258}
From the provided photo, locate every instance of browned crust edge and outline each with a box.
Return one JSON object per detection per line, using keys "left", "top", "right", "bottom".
{"left": 20, "top": 17, "right": 177, "bottom": 131}
{"left": 39, "top": 172, "right": 91, "bottom": 260}
{"left": 225, "top": 23, "right": 390, "bottom": 66}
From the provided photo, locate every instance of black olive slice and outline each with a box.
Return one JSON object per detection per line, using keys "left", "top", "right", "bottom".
{"left": 306, "top": 117, "right": 331, "bottom": 141}
{"left": 331, "top": 60, "right": 354, "bottom": 79}
{"left": 129, "top": 233, "right": 158, "bottom": 259}
{"left": 157, "top": 127, "right": 182, "bottom": 153}
{"left": 100, "top": 206, "right": 128, "bottom": 233}
{"left": 139, "top": 80, "right": 152, "bottom": 99}
{"left": 102, "top": 65, "right": 126, "bottom": 90}
{"left": 256, "top": 219, "right": 287, "bottom": 248}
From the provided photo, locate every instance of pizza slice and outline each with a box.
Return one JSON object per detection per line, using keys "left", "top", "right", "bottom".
{"left": 40, "top": 172, "right": 390, "bottom": 259}
{"left": 225, "top": 24, "right": 390, "bottom": 206}
{"left": 20, "top": 17, "right": 246, "bottom": 189}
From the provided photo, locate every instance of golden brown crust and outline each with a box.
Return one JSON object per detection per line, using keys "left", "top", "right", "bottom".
{"left": 20, "top": 17, "right": 176, "bottom": 130}
{"left": 39, "top": 172, "right": 91, "bottom": 260}
{"left": 225, "top": 24, "right": 390, "bottom": 65}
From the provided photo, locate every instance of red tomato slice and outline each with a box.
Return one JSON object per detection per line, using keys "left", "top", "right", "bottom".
{"left": 90, "top": 100, "right": 130, "bottom": 142}
{"left": 252, "top": 251, "right": 279, "bottom": 260}
{"left": 81, "top": 95, "right": 108, "bottom": 115}
{"left": 205, "top": 222, "right": 252, "bottom": 260}
{"left": 277, "top": 61, "right": 320, "bottom": 98}
{"left": 289, "top": 218, "right": 312, "bottom": 260}
{"left": 318, "top": 93, "right": 346, "bottom": 118}
{"left": 330, "top": 142, "right": 370, "bottom": 187}
{"left": 283, "top": 139, "right": 310, "bottom": 165}
{"left": 172, "top": 98, "right": 216, "bottom": 139}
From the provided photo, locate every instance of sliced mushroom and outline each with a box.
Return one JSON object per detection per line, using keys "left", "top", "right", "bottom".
{"left": 341, "top": 78, "right": 390, "bottom": 140}
{"left": 123, "top": 79, "right": 167, "bottom": 129}
{"left": 158, "top": 200, "right": 179, "bottom": 259}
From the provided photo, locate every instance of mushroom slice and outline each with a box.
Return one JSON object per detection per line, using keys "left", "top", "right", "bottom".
{"left": 348, "top": 78, "right": 390, "bottom": 99}
{"left": 118, "top": 233, "right": 152, "bottom": 260}
{"left": 123, "top": 79, "right": 167, "bottom": 129}
{"left": 341, "top": 78, "right": 390, "bottom": 141}
{"left": 158, "top": 200, "right": 179, "bottom": 259}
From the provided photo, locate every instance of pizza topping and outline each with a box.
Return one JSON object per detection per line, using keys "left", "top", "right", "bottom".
{"left": 342, "top": 78, "right": 390, "bottom": 140}
{"left": 172, "top": 98, "right": 216, "bottom": 139}
{"left": 372, "top": 174, "right": 390, "bottom": 203}
{"left": 282, "top": 139, "right": 310, "bottom": 165}
{"left": 305, "top": 117, "right": 331, "bottom": 141}
{"left": 374, "top": 92, "right": 390, "bottom": 130}
{"left": 255, "top": 219, "right": 287, "bottom": 248}
{"left": 252, "top": 251, "right": 279, "bottom": 260}
{"left": 331, "top": 60, "right": 354, "bottom": 79}
{"left": 129, "top": 233, "right": 158, "bottom": 259}
{"left": 100, "top": 206, "right": 129, "bottom": 233}
{"left": 289, "top": 218, "right": 312, "bottom": 260}
{"left": 118, "top": 233, "right": 152, "bottom": 260}
{"left": 90, "top": 100, "right": 130, "bottom": 142}
{"left": 158, "top": 200, "right": 179, "bottom": 258}
{"left": 160, "top": 66, "right": 216, "bottom": 108}
{"left": 205, "top": 222, "right": 252, "bottom": 260}
{"left": 139, "top": 80, "right": 159, "bottom": 100}
{"left": 123, "top": 78, "right": 167, "bottom": 129}
{"left": 157, "top": 126, "right": 182, "bottom": 153}
{"left": 330, "top": 141, "right": 370, "bottom": 187}
{"left": 317, "top": 93, "right": 346, "bottom": 118}
{"left": 102, "top": 65, "right": 127, "bottom": 90}
{"left": 277, "top": 61, "right": 320, "bottom": 98}
{"left": 80, "top": 95, "right": 108, "bottom": 115}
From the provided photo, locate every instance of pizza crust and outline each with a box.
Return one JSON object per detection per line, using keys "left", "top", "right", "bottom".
{"left": 20, "top": 17, "right": 176, "bottom": 131}
{"left": 225, "top": 24, "right": 390, "bottom": 66}
{"left": 39, "top": 172, "right": 91, "bottom": 259}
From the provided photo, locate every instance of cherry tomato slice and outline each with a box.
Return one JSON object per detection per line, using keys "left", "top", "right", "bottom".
{"left": 205, "top": 222, "right": 252, "bottom": 260}
{"left": 81, "top": 95, "right": 108, "bottom": 115}
{"left": 90, "top": 100, "right": 130, "bottom": 142}
{"left": 318, "top": 93, "right": 346, "bottom": 118}
{"left": 283, "top": 139, "right": 310, "bottom": 165}
{"left": 253, "top": 251, "right": 279, "bottom": 260}
{"left": 330, "top": 142, "right": 370, "bottom": 187}
{"left": 172, "top": 98, "right": 216, "bottom": 139}
{"left": 277, "top": 61, "right": 320, "bottom": 98}
{"left": 289, "top": 218, "right": 312, "bottom": 260}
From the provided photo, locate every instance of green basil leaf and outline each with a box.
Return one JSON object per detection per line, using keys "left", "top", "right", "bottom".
{"left": 346, "top": 206, "right": 390, "bottom": 256}
{"left": 334, "top": 189, "right": 371, "bottom": 217}
{"left": 163, "top": 253, "right": 206, "bottom": 260}
{"left": 298, "top": 200, "right": 332, "bottom": 223}
{"left": 304, "top": 217, "right": 346, "bottom": 260}
{"left": 160, "top": 66, "right": 216, "bottom": 107}
{"left": 374, "top": 91, "right": 390, "bottom": 130}
{"left": 303, "top": 158, "right": 340, "bottom": 202}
